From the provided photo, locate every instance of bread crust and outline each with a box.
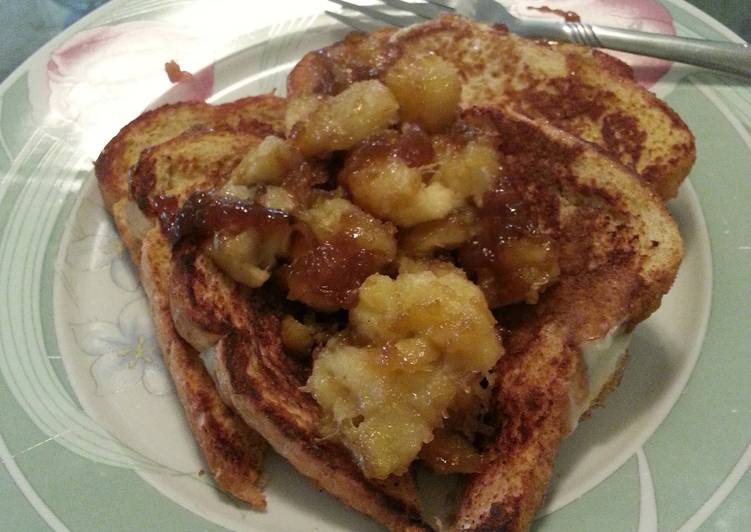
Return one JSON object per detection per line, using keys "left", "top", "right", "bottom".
{"left": 94, "top": 95, "right": 287, "bottom": 507}
{"left": 141, "top": 228, "right": 267, "bottom": 507}
{"left": 452, "top": 109, "right": 682, "bottom": 531}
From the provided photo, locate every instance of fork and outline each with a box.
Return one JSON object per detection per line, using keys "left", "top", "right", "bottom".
{"left": 327, "top": 0, "right": 751, "bottom": 79}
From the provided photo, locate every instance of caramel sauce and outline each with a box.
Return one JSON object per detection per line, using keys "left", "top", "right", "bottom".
{"left": 281, "top": 159, "right": 330, "bottom": 207}
{"left": 286, "top": 235, "right": 387, "bottom": 312}
{"left": 419, "top": 428, "right": 482, "bottom": 474}
{"left": 396, "top": 124, "right": 436, "bottom": 166}
{"left": 459, "top": 182, "right": 533, "bottom": 264}
{"left": 152, "top": 193, "right": 179, "bottom": 234}
{"left": 528, "top": 5, "right": 581, "bottom": 23}
{"left": 478, "top": 180, "right": 536, "bottom": 237}
{"left": 342, "top": 125, "right": 434, "bottom": 175}
{"left": 167, "top": 191, "right": 291, "bottom": 245}
{"left": 459, "top": 182, "right": 558, "bottom": 308}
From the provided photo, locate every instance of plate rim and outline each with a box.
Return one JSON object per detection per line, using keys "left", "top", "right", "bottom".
{"left": 0, "top": 1, "right": 749, "bottom": 531}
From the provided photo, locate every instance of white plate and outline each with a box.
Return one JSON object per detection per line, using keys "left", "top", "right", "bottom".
{"left": 0, "top": 1, "right": 749, "bottom": 530}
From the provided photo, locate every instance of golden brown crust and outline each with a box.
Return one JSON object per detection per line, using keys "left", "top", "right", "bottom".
{"left": 141, "top": 228, "right": 267, "bottom": 508}
{"left": 457, "top": 324, "right": 582, "bottom": 532}
{"left": 95, "top": 95, "right": 285, "bottom": 214}
{"left": 94, "top": 95, "right": 286, "bottom": 507}
{"left": 450, "top": 109, "right": 682, "bottom": 531}
{"left": 129, "top": 128, "right": 263, "bottom": 217}
{"left": 287, "top": 15, "right": 695, "bottom": 199}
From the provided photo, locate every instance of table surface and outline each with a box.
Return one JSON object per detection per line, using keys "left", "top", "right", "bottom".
{"left": 1, "top": 0, "right": 750, "bottom": 83}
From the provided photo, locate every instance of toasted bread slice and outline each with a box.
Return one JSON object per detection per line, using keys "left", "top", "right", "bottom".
{"left": 130, "top": 125, "right": 273, "bottom": 350}
{"left": 97, "top": 95, "right": 285, "bottom": 264}
{"left": 94, "top": 95, "right": 286, "bottom": 508}
{"left": 451, "top": 108, "right": 682, "bottom": 531}
{"left": 214, "top": 322, "right": 428, "bottom": 532}
{"left": 287, "top": 15, "right": 694, "bottom": 199}
{"left": 140, "top": 227, "right": 267, "bottom": 508}
{"left": 129, "top": 127, "right": 265, "bottom": 217}
{"left": 96, "top": 95, "right": 284, "bottom": 212}
{"left": 100, "top": 97, "right": 428, "bottom": 524}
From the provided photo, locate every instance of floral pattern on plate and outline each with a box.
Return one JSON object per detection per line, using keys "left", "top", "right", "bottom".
{"left": 72, "top": 298, "right": 172, "bottom": 396}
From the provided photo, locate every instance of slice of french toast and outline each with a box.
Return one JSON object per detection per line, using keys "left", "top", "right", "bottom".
{"left": 214, "top": 310, "right": 428, "bottom": 531}
{"left": 94, "top": 94, "right": 286, "bottom": 508}
{"left": 140, "top": 226, "right": 268, "bottom": 508}
{"left": 97, "top": 95, "right": 285, "bottom": 263}
{"left": 287, "top": 15, "right": 695, "bottom": 199}
{"left": 450, "top": 108, "right": 682, "bottom": 531}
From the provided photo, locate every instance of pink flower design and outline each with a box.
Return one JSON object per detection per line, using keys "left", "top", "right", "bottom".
{"left": 46, "top": 21, "right": 214, "bottom": 151}
{"left": 507, "top": 0, "right": 675, "bottom": 88}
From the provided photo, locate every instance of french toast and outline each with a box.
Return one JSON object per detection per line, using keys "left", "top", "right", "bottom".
{"left": 450, "top": 108, "right": 681, "bottom": 531}
{"left": 94, "top": 94, "right": 286, "bottom": 508}
{"left": 94, "top": 16, "right": 686, "bottom": 532}
{"left": 195, "top": 103, "right": 681, "bottom": 530}
{"left": 287, "top": 14, "right": 695, "bottom": 199}
{"left": 159, "top": 95, "right": 679, "bottom": 532}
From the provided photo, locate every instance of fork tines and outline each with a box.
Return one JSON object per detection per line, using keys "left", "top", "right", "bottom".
{"left": 327, "top": 0, "right": 451, "bottom": 30}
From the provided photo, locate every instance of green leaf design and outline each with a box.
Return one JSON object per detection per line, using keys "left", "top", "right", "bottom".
{"left": 0, "top": 73, "right": 34, "bottom": 158}
{"left": 0, "top": 142, "right": 9, "bottom": 178}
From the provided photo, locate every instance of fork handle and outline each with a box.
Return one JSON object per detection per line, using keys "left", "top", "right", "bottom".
{"left": 580, "top": 24, "right": 751, "bottom": 78}
{"left": 523, "top": 19, "right": 751, "bottom": 79}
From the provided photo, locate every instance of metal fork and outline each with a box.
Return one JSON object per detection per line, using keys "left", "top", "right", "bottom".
{"left": 327, "top": 0, "right": 751, "bottom": 79}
